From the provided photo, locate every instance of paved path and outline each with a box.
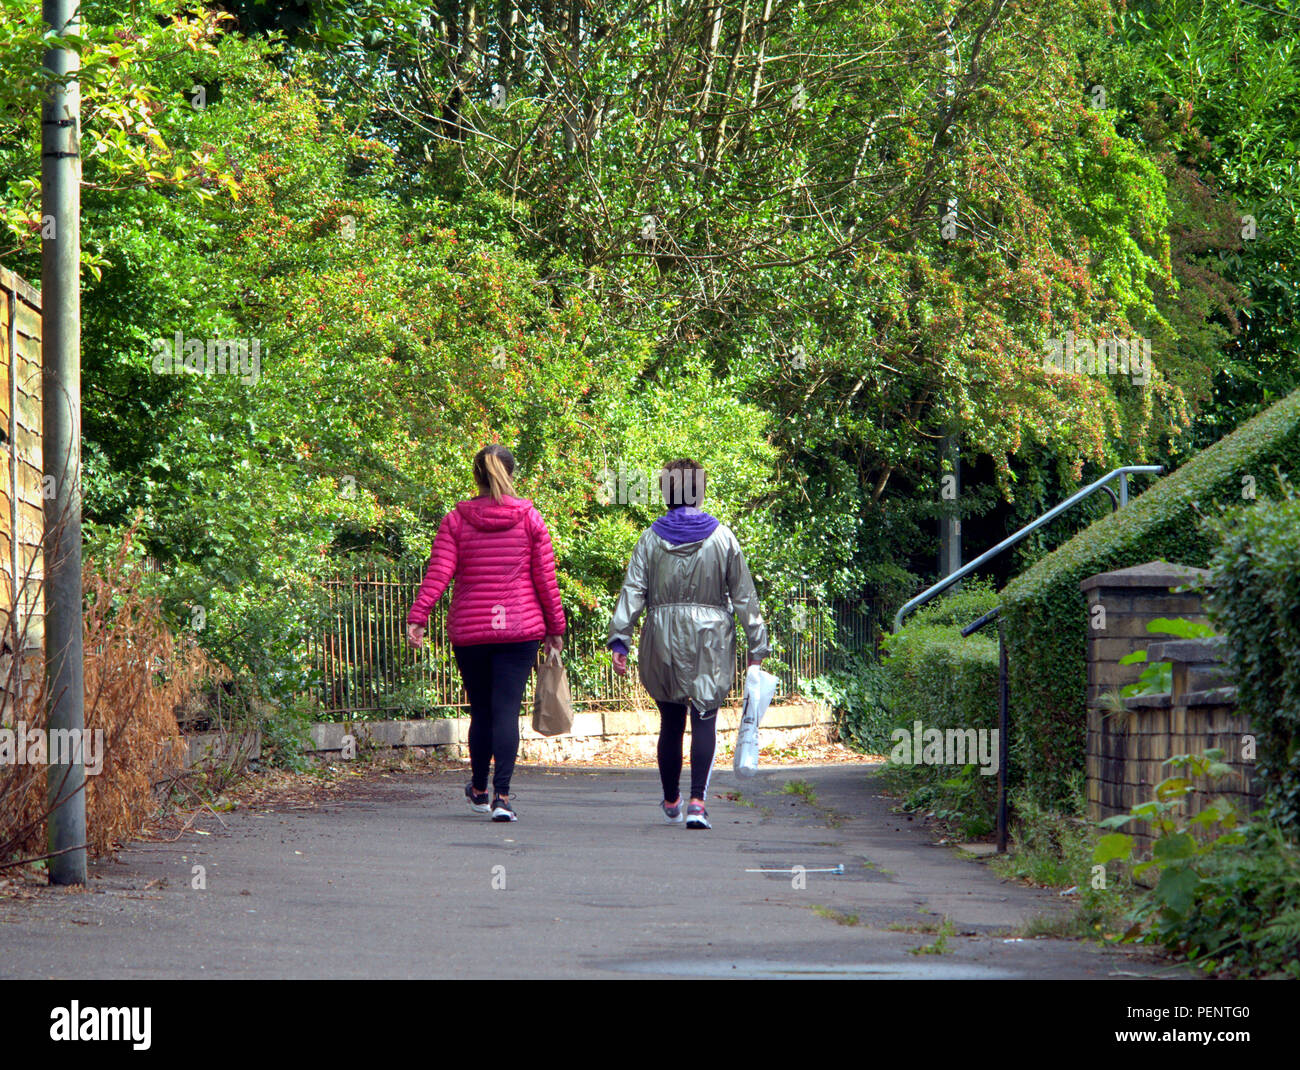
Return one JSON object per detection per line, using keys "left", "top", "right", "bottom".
{"left": 0, "top": 763, "right": 1180, "bottom": 979}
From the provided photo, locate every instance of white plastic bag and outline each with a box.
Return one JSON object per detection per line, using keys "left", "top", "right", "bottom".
{"left": 733, "top": 665, "right": 779, "bottom": 778}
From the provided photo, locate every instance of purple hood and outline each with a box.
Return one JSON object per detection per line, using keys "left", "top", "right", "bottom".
{"left": 608, "top": 507, "right": 724, "bottom": 654}
{"left": 651, "top": 507, "right": 720, "bottom": 545}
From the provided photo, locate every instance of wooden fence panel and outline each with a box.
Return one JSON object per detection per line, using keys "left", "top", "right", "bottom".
{"left": 0, "top": 265, "right": 45, "bottom": 713}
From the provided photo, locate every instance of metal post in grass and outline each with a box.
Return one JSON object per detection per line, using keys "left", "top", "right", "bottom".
{"left": 936, "top": 19, "right": 962, "bottom": 583}
{"left": 962, "top": 606, "right": 1010, "bottom": 853}
{"left": 41, "top": 0, "right": 86, "bottom": 885}
{"left": 997, "top": 620, "right": 1009, "bottom": 854}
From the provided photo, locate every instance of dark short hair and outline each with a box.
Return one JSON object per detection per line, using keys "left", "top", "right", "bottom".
{"left": 659, "top": 458, "right": 705, "bottom": 508}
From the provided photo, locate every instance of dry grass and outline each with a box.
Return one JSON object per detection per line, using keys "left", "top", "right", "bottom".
{"left": 1, "top": 526, "right": 223, "bottom": 866}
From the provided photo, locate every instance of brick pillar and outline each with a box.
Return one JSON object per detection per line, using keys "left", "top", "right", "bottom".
{"left": 1079, "top": 561, "right": 1211, "bottom": 825}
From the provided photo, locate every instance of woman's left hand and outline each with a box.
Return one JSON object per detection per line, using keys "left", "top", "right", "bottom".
{"left": 406, "top": 623, "right": 426, "bottom": 649}
{"left": 544, "top": 634, "right": 564, "bottom": 657}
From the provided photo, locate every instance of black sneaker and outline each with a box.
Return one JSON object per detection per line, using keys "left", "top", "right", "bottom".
{"left": 465, "top": 782, "right": 490, "bottom": 813}
{"left": 491, "top": 797, "right": 517, "bottom": 822}
{"left": 686, "top": 802, "right": 711, "bottom": 830}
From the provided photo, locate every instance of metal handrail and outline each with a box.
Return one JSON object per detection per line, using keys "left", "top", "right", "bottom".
{"left": 893, "top": 465, "right": 1164, "bottom": 631}
{"left": 960, "top": 605, "right": 1001, "bottom": 638}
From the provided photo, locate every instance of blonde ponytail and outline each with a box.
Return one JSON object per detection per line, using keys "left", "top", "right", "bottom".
{"left": 473, "top": 444, "right": 517, "bottom": 502}
{"left": 483, "top": 451, "right": 516, "bottom": 502}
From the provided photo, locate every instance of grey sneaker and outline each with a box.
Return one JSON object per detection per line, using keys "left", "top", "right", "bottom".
{"left": 686, "top": 802, "right": 711, "bottom": 830}
{"left": 465, "top": 782, "right": 490, "bottom": 813}
{"left": 491, "top": 797, "right": 517, "bottom": 822}
{"left": 661, "top": 797, "right": 685, "bottom": 824}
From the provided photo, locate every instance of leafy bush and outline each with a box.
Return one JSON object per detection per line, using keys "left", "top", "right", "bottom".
{"left": 904, "top": 579, "right": 1002, "bottom": 631}
{"left": 1163, "top": 823, "right": 1300, "bottom": 978}
{"left": 1095, "top": 750, "right": 1300, "bottom": 978}
{"left": 802, "top": 652, "right": 895, "bottom": 753}
{"left": 887, "top": 764, "right": 996, "bottom": 841}
{"left": 878, "top": 581, "right": 1002, "bottom": 837}
{"left": 258, "top": 696, "right": 318, "bottom": 773}
{"left": 1205, "top": 484, "right": 1300, "bottom": 831}
{"left": 1002, "top": 386, "right": 1300, "bottom": 808}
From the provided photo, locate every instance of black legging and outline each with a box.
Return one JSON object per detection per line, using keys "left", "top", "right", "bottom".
{"left": 453, "top": 640, "right": 541, "bottom": 797}
{"left": 654, "top": 700, "right": 719, "bottom": 803}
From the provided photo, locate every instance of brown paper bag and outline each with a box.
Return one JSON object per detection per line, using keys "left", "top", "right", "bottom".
{"left": 532, "top": 648, "right": 573, "bottom": 736}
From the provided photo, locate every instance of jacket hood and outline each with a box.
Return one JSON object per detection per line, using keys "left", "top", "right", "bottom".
{"left": 652, "top": 508, "right": 720, "bottom": 547}
{"left": 456, "top": 495, "right": 533, "bottom": 532}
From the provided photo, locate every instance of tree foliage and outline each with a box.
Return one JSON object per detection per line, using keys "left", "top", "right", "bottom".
{"left": 0, "top": 0, "right": 1290, "bottom": 699}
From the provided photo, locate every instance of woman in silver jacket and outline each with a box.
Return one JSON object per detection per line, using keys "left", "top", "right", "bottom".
{"left": 608, "top": 459, "right": 769, "bottom": 829}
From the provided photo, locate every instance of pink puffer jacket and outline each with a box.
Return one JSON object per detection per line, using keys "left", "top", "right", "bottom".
{"left": 407, "top": 495, "right": 566, "bottom": 647}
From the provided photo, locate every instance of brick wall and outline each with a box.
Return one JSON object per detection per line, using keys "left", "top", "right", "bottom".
{"left": 1081, "top": 562, "right": 1258, "bottom": 849}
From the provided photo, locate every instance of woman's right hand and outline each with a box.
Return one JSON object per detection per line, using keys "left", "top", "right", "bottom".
{"left": 406, "top": 623, "right": 426, "bottom": 649}
{"left": 611, "top": 650, "right": 628, "bottom": 676}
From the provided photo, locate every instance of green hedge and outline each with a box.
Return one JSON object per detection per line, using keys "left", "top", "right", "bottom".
{"left": 1206, "top": 489, "right": 1300, "bottom": 832}
{"left": 879, "top": 583, "right": 1001, "bottom": 837}
{"left": 1001, "top": 387, "right": 1300, "bottom": 808}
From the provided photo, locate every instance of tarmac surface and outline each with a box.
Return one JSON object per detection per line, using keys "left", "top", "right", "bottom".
{"left": 0, "top": 762, "right": 1185, "bottom": 979}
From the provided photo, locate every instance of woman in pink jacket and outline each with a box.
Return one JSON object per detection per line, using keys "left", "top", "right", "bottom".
{"left": 405, "top": 444, "right": 566, "bottom": 822}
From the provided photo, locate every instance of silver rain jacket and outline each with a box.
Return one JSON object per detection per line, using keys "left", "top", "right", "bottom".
{"left": 608, "top": 523, "right": 769, "bottom": 710}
